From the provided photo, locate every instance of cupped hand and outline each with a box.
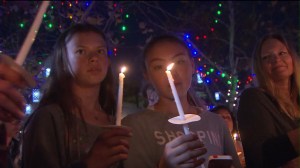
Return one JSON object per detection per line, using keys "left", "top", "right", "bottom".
{"left": 84, "top": 126, "right": 132, "bottom": 168}
{"left": 159, "top": 133, "right": 207, "bottom": 168}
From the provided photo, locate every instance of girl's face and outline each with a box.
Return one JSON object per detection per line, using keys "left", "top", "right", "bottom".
{"left": 260, "top": 38, "right": 294, "bottom": 82}
{"left": 145, "top": 41, "right": 194, "bottom": 100}
{"left": 66, "top": 31, "right": 109, "bottom": 87}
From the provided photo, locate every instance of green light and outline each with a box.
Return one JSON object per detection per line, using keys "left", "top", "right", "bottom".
{"left": 121, "top": 25, "right": 127, "bottom": 31}
{"left": 210, "top": 68, "right": 214, "bottom": 72}
{"left": 38, "top": 61, "right": 42, "bottom": 65}
{"left": 51, "top": 5, "right": 54, "bottom": 9}
{"left": 214, "top": 19, "right": 218, "bottom": 23}
{"left": 43, "top": 14, "right": 47, "bottom": 18}
{"left": 206, "top": 71, "right": 210, "bottom": 75}
{"left": 218, "top": 3, "right": 222, "bottom": 7}
{"left": 19, "top": 23, "right": 24, "bottom": 28}
{"left": 217, "top": 10, "right": 221, "bottom": 15}
{"left": 125, "top": 14, "right": 129, "bottom": 18}
{"left": 227, "top": 80, "right": 232, "bottom": 85}
{"left": 48, "top": 23, "right": 53, "bottom": 28}
{"left": 221, "top": 73, "right": 226, "bottom": 78}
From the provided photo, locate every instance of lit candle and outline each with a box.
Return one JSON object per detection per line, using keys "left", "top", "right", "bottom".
{"left": 15, "top": 1, "right": 50, "bottom": 65}
{"left": 165, "top": 63, "right": 190, "bottom": 134}
{"left": 116, "top": 66, "right": 126, "bottom": 126}
{"left": 233, "top": 133, "right": 238, "bottom": 141}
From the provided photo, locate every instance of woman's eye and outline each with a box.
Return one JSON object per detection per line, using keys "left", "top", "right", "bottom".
{"left": 97, "top": 49, "right": 106, "bottom": 55}
{"left": 177, "top": 59, "right": 186, "bottom": 64}
{"left": 75, "top": 49, "right": 85, "bottom": 55}
{"left": 262, "top": 55, "right": 271, "bottom": 61}
{"left": 152, "top": 65, "right": 163, "bottom": 70}
{"left": 279, "top": 51, "right": 288, "bottom": 56}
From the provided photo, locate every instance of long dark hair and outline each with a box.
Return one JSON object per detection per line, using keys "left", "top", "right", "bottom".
{"left": 37, "top": 23, "right": 115, "bottom": 160}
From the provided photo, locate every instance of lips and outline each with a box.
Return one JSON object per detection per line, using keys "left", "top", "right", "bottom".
{"left": 88, "top": 67, "right": 101, "bottom": 72}
{"left": 272, "top": 65, "right": 286, "bottom": 72}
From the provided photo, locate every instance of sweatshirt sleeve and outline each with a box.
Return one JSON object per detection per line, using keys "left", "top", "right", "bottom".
{"left": 22, "top": 107, "right": 64, "bottom": 168}
{"left": 122, "top": 114, "right": 159, "bottom": 168}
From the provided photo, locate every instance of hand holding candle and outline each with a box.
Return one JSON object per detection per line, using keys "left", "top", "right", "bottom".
{"left": 116, "top": 66, "right": 126, "bottom": 126}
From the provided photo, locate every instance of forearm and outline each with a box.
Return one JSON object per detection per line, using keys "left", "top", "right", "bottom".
{"left": 262, "top": 131, "right": 299, "bottom": 167}
{"left": 287, "top": 128, "right": 300, "bottom": 154}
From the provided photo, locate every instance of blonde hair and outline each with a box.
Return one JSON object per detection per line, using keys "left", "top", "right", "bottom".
{"left": 253, "top": 33, "right": 300, "bottom": 119}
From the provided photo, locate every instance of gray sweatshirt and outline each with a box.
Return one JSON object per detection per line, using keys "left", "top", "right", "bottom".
{"left": 122, "top": 108, "right": 242, "bottom": 168}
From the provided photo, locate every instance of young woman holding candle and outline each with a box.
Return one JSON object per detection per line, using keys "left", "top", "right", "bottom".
{"left": 237, "top": 33, "right": 300, "bottom": 167}
{"left": 22, "top": 24, "right": 132, "bottom": 168}
{"left": 122, "top": 35, "right": 241, "bottom": 168}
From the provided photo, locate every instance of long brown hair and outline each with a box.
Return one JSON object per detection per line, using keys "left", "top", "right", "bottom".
{"left": 38, "top": 23, "right": 115, "bottom": 160}
{"left": 253, "top": 33, "right": 300, "bottom": 119}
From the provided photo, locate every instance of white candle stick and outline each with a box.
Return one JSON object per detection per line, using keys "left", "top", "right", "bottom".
{"left": 15, "top": 1, "right": 50, "bottom": 65}
{"left": 165, "top": 63, "right": 190, "bottom": 135}
{"left": 116, "top": 66, "right": 126, "bottom": 126}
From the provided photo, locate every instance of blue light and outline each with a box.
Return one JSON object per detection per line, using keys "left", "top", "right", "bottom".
{"left": 45, "top": 68, "right": 51, "bottom": 77}
{"left": 188, "top": 43, "right": 192, "bottom": 47}
{"left": 25, "top": 104, "right": 32, "bottom": 115}
{"left": 193, "top": 51, "right": 197, "bottom": 55}
{"left": 215, "top": 92, "right": 220, "bottom": 101}
{"left": 197, "top": 73, "right": 203, "bottom": 84}
{"left": 85, "top": 2, "right": 89, "bottom": 6}
{"left": 32, "top": 89, "right": 41, "bottom": 103}
{"left": 108, "top": 50, "right": 113, "bottom": 56}
{"left": 207, "top": 105, "right": 215, "bottom": 110}
{"left": 206, "top": 78, "right": 211, "bottom": 84}
{"left": 184, "top": 34, "right": 190, "bottom": 39}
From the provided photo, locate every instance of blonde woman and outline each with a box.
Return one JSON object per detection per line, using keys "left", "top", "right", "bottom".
{"left": 237, "top": 33, "right": 300, "bottom": 167}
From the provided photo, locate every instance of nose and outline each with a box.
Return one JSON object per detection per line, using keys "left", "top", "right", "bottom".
{"left": 269, "top": 55, "right": 283, "bottom": 65}
{"left": 170, "top": 66, "right": 180, "bottom": 80}
{"left": 88, "top": 51, "right": 100, "bottom": 63}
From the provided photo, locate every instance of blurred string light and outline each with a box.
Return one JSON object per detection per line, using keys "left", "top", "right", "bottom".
{"left": 32, "top": 89, "right": 41, "bottom": 103}
{"left": 25, "top": 104, "right": 32, "bottom": 115}
{"left": 215, "top": 92, "right": 220, "bottom": 101}
{"left": 181, "top": 32, "right": 254, "bottom": 106}
{"left": 45, "top": 68, "right": 51, "bottom": 77}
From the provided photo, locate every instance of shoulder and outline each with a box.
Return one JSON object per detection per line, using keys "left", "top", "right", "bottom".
{"left": 32, "top": 104, "right": 64, "bottom": 121}
{"left": 201, "top": 110, "right": 227, "bottom": 127}
{"left": 122, "top": 109, "right": 159, "bottom": 124}
{"left": 240, "top": 87, "right": 265, "bottom": 98}
{"left": 24, "top": 104, "right": 64, "bottom": 130}
{"left": 201, "top": 110, "right": 223, "bottom": 121}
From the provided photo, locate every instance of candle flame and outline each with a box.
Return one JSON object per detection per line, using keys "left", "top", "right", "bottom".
{"left": 121, "top": 66, "right": 127, "bottom": 73}
{"left": 166, "top": 63, "right": 174, "bottom": 71}
{"left": 233, "top": 133, "right": 238, "bottom": 140}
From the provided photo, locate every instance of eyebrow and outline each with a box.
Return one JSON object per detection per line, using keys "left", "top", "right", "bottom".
{"left": 148, "top": 52, "right": 188, "bottom": 64}
{"left": 75, "top": 45, "right": 107, "bottom": 48}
